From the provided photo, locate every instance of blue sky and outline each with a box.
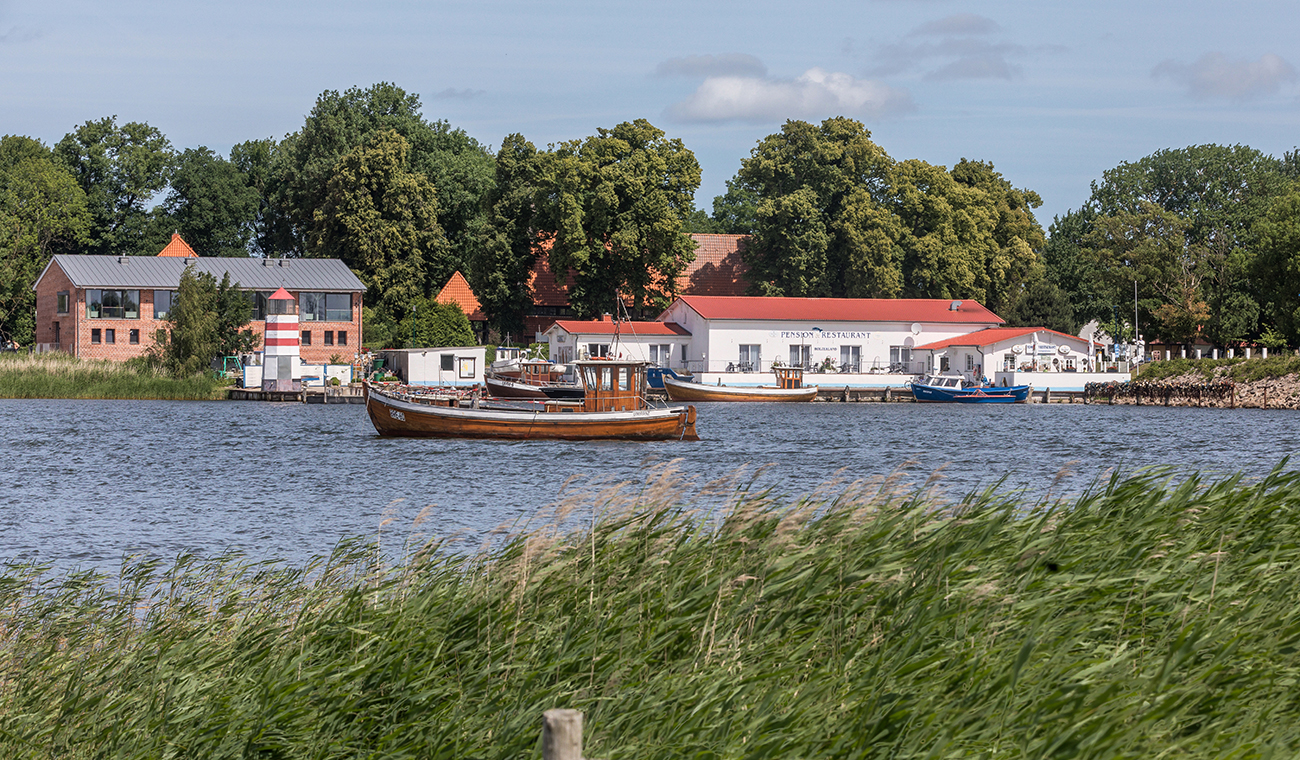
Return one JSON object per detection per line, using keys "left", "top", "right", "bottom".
{"left": 2, "top": 0, "right": 1297, "bottom": 229}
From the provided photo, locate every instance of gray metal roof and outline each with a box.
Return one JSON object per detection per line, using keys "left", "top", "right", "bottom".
{"left": 44, "top": 255, "right": 366, "bottom": 292}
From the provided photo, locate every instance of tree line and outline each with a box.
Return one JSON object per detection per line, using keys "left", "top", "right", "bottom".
{"left": 3, "top": 80, "right": 1298, "bottom": 353}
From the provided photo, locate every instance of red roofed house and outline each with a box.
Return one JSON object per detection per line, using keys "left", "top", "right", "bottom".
{"left": 435, "top": 271, "right": 488, "bottom": 343}
{"left": 912, "top": 326, "right": 1113, "bottom": 391}
{"left": 542, "top": 314, "right": 692, "bottom": 366}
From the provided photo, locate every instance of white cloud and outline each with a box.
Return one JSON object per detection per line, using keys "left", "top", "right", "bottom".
{"left": 655, "top": 53, "right": 766, "bottom": 78}
{"left": 1152, "top": 52, "right": 1298, "bottom": 100}
{"left": 666, "top": 68, "right": 914, "bottom": 123}
{"left": 908, "top": 14, "right": 1000, "bottom": 37}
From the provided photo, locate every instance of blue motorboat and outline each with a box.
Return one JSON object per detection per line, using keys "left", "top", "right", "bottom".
{"left": 646, "top": 367, "right": 695, "bottom": 390}
{"left": 909, "top": 373, "right": 1031, "bottom": 403}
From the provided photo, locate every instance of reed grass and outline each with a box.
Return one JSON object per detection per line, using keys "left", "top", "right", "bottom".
{"left": 0, "top": 352, "right": 222, "bottom": 400}
{"left": 3, "top": 464, "right": 1300, "bottom": 758}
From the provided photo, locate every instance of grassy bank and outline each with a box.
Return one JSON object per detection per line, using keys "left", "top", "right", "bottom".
{"left": 0, "top": 352, "right": 223, "bottom": 400}
{"left": 1139, "top": 354, "right": 1300, "bottom": 382}
{"left": 3, "top": 467, "right": 1300, "bottom": 758}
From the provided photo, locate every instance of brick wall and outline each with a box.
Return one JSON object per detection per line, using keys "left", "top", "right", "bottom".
{"left": 33, "top": 261, "right": 364, "bottom": 365}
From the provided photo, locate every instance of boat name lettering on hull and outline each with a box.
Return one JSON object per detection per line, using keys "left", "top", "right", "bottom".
{"left": 389, "top": 409, "right": 406, "bottom": 422}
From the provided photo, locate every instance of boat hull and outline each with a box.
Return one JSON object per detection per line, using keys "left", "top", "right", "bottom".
{"left": 366, "top": 386, "right": 699, "bottom": 440}
{"left": 662, "top": 376, "right": 818, "bottom": 402}
{"left": 910, "top": 383, "right": 1031, "bottom": 403}
{"left": 485, "top": 374, "right": 547, "bottom": 398}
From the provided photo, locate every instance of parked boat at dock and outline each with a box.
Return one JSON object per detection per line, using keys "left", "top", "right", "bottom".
{"left": 366, "top": 360, "right": 699, "bottom": 440}
{"left": 662, "top": 366, "right": 818, "bottom": 402}
{"left": 484, "top": 358, "right": 582, "bottom": 399}
{"left": 908, "top": 373, "right": 1031, "bottom": 403}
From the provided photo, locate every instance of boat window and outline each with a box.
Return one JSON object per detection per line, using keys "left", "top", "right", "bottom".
{"left": 618, "top": 367, "right": 630, "bottom": 390}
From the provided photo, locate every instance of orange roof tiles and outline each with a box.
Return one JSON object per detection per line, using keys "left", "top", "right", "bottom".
{"left": 156, "top": 232, "right": 198, "bottom": 258}
{"left": 673, "top": 296, "right": 1005, "bottom": 324}
{"left": 676, "top": 234, "right": 749, "bottom": 296}
{"left": 436, "top": 271, "right": 487, "bottom": 321}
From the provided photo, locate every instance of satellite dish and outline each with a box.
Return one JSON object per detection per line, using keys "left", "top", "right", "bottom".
{"left": 910, "top": 322, "right": 922, "bottom": 335}
{"left": 1057, "top": 344, "right": 1070, "bottom": 355}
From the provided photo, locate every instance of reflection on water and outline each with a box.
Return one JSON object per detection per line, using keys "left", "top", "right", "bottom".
{"left": 2, "top": 398, "right": 1296, "bottom": 574}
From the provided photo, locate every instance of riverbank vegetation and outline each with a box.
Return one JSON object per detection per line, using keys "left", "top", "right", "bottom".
{"left": 3, "top": 465, "right": 1300, "bottom": 757}
{"left": 0, "top": 351, "right": 223, "bottom": 399}
{"left": 1140, "top": 354, "right": 1300, "bottom": 382}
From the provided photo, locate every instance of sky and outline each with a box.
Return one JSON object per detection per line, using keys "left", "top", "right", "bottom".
{"left": 2, "top": 0, "right": 1298, "bottom": 229}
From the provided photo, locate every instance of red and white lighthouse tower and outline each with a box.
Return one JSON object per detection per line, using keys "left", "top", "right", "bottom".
{"left": 262, "top": 287, "right": 300, "bottom": 392}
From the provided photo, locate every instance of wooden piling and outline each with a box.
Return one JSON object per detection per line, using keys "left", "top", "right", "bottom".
{"left": 543, "top": 709, "right": 583, "bottom": 760}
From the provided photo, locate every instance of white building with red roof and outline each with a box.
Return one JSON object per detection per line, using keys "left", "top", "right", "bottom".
{"left": 912, "top": 326, "right": 1123, "bottom": 391}
{"left": 661, "top": 295, "right": 1005, "bottom": 379}
{"left": 542, "top": 314, "right": 692, "bottom": 366}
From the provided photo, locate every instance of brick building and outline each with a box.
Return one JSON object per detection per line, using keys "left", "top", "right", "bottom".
{"left": 32, "top": 234, "right": 366, "bottom": 364}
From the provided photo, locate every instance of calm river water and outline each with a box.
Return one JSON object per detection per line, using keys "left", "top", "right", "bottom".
{"left": 2, "top": 398, "right": 1296, "bottom": 575}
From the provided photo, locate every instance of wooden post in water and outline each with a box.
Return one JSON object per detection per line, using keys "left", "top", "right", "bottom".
{"left": 543, "top": 709, "right": 583, "bottom": 760}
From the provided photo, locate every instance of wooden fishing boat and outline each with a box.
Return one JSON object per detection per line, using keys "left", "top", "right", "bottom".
{"left": 662, "top": 366, "right": 818, "bottom": 402}
{"left": 908, "top": 373, "right": 1031, "bottom": 403}
{"left": 366, "top": 360, "right": 699, "bottom": 440}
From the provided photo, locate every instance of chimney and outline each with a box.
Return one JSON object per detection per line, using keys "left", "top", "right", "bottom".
{"left": 602, "top": 313, "right": 612, "bottom": 323}
{"left": 949, "top": 300, "right": 962, "bottom": 311}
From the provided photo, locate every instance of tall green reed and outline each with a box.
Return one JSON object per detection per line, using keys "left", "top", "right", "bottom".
{"left": 3, "top": 463, "right": 1300, "bottom": 758}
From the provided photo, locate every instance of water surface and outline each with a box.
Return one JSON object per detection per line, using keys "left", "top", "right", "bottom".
{"left": 2, "top": 398, "right": 1295, "bottom": 574}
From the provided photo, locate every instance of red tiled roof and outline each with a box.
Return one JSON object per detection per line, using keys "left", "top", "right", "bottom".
{"left": 913, "top": 327, "right": 1099, "bottom": 351}
{"left": 157, "top": 233, "right": 197, "bottom": 258}
{"left": 676, "top": 234, "right": 749, "bottom": 296}
{"left": 549, "top": 320, "right": 691, "bottom": 336}
{"left": 672, "top": 296, "right": 1005, "bottom": 324}
{"left": 527, "top": 252, "right": 574, "bottom": 308}
{"left": 436, "top": 271, "right": 487, "bottom": 321}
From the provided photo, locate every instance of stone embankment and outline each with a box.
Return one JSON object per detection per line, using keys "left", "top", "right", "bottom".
{"left": 1085, "top": 373, "right": 1300, "bottom": 409}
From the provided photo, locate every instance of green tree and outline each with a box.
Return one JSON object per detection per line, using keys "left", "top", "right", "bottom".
{"left": 710, "top": 177, "right": 759, "bottom": 235}
{"left": 53, "top": 117, "right": 174, "bottom": 256}
{"left": 1254, "top": 189, "right": 1300, "bottom": 343}
{"left": 0, "top": 141, "right": 92, "bottom": 345}
{"left": 164, "top": 148, "right": 261, "bottom": 257}
{"left": 215, "top": 274, "right": 258, "bottom": 356}
{"left": 470, "top": 133, "right": 542, "bottom": 338}
{"left": 231, "top": 138, "right": 294, "bottom": 257}
{"left": 271, "top": 83, "right": 493, "bottom": 274}
{"left": 1077, "top": 144, "right": 1290, "bottom": 346}
{"left": 734, "top": 118, "right": 1044, "bottom": 306}
{"left": 1042, "top": 208, "right": 1108, "bottom": 325}
{"left": 1003, "top": 276, "right": 1077, "bottom": 334}
{"left": 411, "top": 299, "right": 475, "bottom": 347}
{"left": 163, "top": 266, "right": 220, "bottom": 376}
{"left": 307, "top": 129, "right": 447, "bottom": 319}
{"left": 537, "top": 119, "right": 701, "bottom": 318}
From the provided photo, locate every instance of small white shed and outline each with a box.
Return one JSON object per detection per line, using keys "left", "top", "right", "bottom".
{"left": 380, "top": 346, "right": 485, "bottom": 387}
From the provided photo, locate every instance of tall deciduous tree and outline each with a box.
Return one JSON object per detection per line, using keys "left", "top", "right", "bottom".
{"left": 538, "top": 119, "right": 701, "bottom": 318}
{"left": 411, "top": 299, "right": 474, "bottom": 348}
{"left": 470, "top": 133, "right": 542, "bottom": 338}
{"left": 53, "top": 117, "right": 174, "bottom": 256}
{"left": 270, "top": 83, "right": 493, "bottom": 272}
{"left": 734, "top": 118, "right": 1044, "bottom": 308}
{"left": 1254, "top": 189, "right": 1300, "bottom": 344}
{"left": 0, "top": 138, "right": 91, "bottom": 345}
{"left": 164, "top": 148, "right": 261, "bottom": 257}
{"left": 308, "top": 129, "right": 447, "bottom": 318}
